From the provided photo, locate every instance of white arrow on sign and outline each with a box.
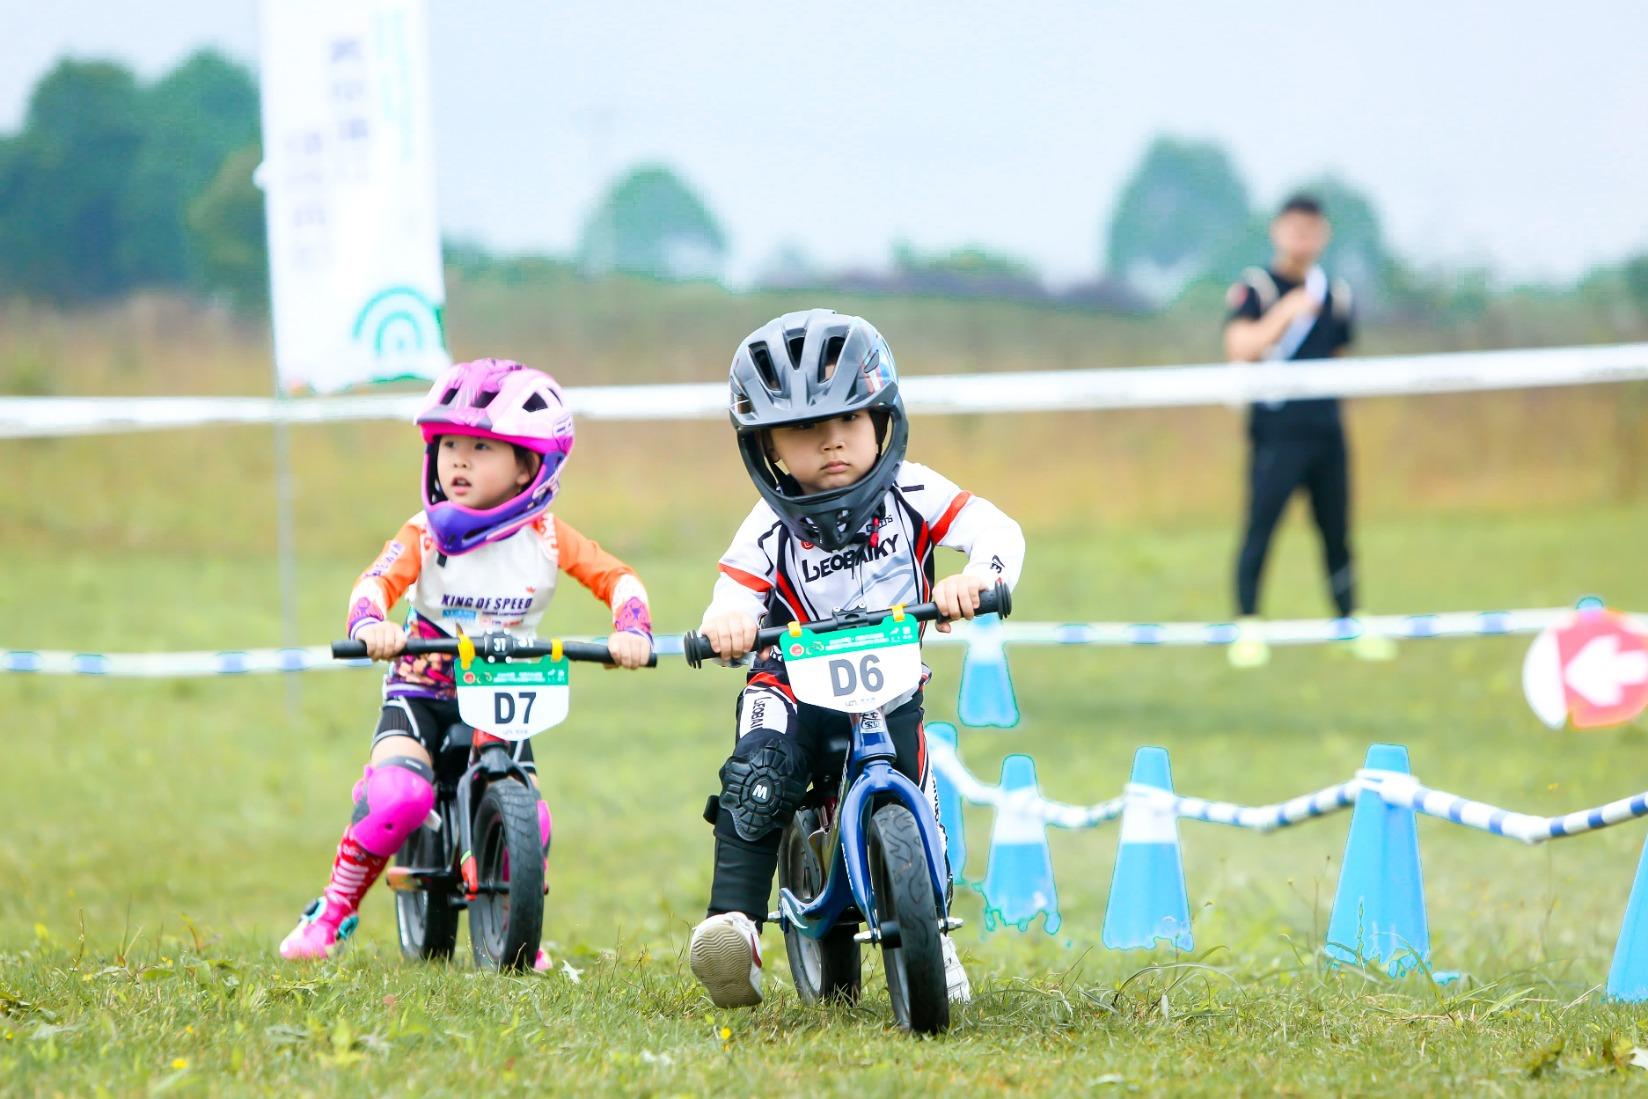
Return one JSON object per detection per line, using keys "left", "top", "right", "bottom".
{"left": 1564, "top": 634, "right": 1648, "bottom": 707}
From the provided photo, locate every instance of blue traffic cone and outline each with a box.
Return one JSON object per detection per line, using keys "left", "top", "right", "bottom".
{"left": 1326, "top": 744, "right": 1429, "bottom": 976}
{"left": 1102, "top": 747, "right": 1193, "bottom": 951}
{"left": 925, "top": 722, "right": 971, "bottom": 883}
{"left": 981, "top": 754, "right": 1061, "bottom": 933}
{"left": 958, "top": 613, "right": 1020, "bottom": 728}
{"left": 1606, "top": 833, "right": 1648, "bottom": 1001}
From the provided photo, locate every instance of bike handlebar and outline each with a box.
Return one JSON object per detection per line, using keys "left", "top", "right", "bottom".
{"left": 680, "top": 580, "right": 1012, "bottom": 669}
{"left": 330, "top": 633, "right": 657, "bottom": 668}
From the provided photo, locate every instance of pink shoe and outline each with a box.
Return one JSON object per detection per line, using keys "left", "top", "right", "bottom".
{"left": 534, "top": 948, "right": 552, "bottom": 972}
{"left": 278, "top": 897, "right": 359, "bottom": 960}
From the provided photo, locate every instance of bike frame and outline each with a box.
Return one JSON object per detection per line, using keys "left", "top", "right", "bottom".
{"left": 455, "top": 729, "right": 536, "bottom": 898}
{"left": 777, "top": 706, "right": 949, "bottom": 941}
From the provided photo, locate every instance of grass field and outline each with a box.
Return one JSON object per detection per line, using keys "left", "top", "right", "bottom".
{"left": 3, "top": 285, "right": 1648, "bottom": 1093}
{"left": 4, "top": 479, "right": 1648, "bottom": 1092}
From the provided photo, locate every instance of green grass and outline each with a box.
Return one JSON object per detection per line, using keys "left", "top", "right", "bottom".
{"left": 4, "top": 500, "right": 1648, "bottom": 1094}
{"left": 3, "top": 284, "right": 1648, "bottom": 1091}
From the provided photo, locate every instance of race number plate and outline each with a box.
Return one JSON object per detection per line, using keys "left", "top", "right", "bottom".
{"left": 457, "top": 656, "right": 570, "bottom": 740}
{"left": 784, "top": 615, "right": 921, "bottom": 713}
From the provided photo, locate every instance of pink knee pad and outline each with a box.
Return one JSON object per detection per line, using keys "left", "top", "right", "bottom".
{"left": 537, "top": 800, "right": 553, "bottom": 854}
{"left": 347, "top": 757, "right": 436, "bottom": 858}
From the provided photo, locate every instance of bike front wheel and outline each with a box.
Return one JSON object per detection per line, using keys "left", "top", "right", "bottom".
{"left": 779, "top": 808, "right": 861, "bottom": 1004}
{"left": 867, "top": 803, "right": 949, "bottom": 1033}
{"left": 468, "top": 780, "right": 545, "bottom": 970}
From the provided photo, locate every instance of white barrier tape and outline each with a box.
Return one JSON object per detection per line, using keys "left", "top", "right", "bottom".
{"left": 6, "top": 607, "right": 1632, "bottom": 677}
{"left": 905, "top": 341, "right": 1648, "bottom": 414}
{"left": 4, "top": 342, "right": 1645, "bottom": 439}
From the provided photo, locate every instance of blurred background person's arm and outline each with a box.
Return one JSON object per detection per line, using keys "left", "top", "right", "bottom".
{"left": 1224, "top": 285, "right": 1321, "bottom": 362}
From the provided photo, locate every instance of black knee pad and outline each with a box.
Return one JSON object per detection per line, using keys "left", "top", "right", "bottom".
{"left": 718, "top": 729, "right": 808, "bottom": 842}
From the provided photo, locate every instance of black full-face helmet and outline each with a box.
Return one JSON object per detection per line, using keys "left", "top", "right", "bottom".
{"left": 729, "top": 309, "right": 908, "bottom": 551}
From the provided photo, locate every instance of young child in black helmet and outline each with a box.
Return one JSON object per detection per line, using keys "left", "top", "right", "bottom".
{"left": 688, "top": 308, "right": 1025, "bottom": 1009}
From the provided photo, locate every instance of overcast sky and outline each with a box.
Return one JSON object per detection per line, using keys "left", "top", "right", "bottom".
{"left": 5, "top": 0, "right": 1646, "bottom": 286}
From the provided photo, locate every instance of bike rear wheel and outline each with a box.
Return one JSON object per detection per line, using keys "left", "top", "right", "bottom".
{"left": 778, "top": 808, "right": 861, "bottom": 1004}
{"left": 469, "top": 780, "right": 544, "bottom": 971}
{"left": 395, "top": 822, "right": 460, "bottom": 960}
{"left": 868, "top": 803, "right": 949, "bottom": 1033}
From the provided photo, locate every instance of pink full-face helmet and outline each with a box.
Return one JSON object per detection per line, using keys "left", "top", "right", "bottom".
{"left": 415, "top": 359, "right": 575, "bottom": 555}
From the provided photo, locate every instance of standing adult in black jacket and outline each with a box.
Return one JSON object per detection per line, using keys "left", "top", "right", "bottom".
{"left": 1222, "top": 194, "right": 1393, "bottom": 668}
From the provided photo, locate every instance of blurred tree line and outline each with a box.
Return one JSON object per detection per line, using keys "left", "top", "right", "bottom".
{"left": 0, "top": 51, "right": 265, "bottom": 309}
{"left": 1, "top": 51, "right": 1645, "bottom": 323}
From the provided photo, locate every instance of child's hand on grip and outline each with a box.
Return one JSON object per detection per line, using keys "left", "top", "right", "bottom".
{"left": 606, "top": 631, "right": 652, "bottom": 669}
{"left": 932, "top": 574, "right": 993, "bottom": 633}
{"left": 357, "top": 621, "right": 407, "bottom": 660}
{"left": 703, "top": 612, "right": 760, "bottom": 660}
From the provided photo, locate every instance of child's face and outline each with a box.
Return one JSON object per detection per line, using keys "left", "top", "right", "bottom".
{"left": 766, "top": 411, "right": 880, "bottom": 495}
{"left": 1270, "top": 211, "right": 1330, "bottom": 267}
{"left": 436, "top": 435, "right": 534, "bottom": 510}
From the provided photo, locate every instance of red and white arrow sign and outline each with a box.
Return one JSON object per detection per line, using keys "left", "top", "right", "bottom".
{"left": 1524, "top": 608, "right": 1648, "bottom": 729}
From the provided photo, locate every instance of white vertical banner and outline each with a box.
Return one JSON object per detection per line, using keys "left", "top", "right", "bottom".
{"left": 258, "top": 0, "right": 449, "bottom": 393}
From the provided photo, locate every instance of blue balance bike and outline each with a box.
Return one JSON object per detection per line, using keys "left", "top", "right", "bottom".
{"left": 684, "top": 581, "right": 1010, "bottom": 1032}
{"left": 332, "top": 631, "right": 654, "bottom": 969}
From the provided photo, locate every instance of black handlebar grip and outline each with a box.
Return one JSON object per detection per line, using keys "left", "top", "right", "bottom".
{"left": 681, "top": 631, "right": 719, "bottom": 669}
{"left": 331, "top": 640, "right": 368, "bottom": 659}
{"left": 976, "top": 580, "right": 1013, "bottom": 619}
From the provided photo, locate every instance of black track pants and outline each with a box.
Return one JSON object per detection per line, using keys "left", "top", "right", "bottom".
{"left": 1235, "top": 429, "right": 1355, "bottom": 618}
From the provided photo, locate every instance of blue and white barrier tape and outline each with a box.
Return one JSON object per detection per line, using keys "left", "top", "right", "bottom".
{"left": 5, "top": 606, "right": 1620, "bottom": 677}
{"left": 959, "top": 608, "right": 1590, "bottom": 647}
{"left": 930, "top": 745, "right": 1648, "bottom": 845}
{"left": 1147, "top": 781, "right": 1361, "bottom": 831}
{"left": 0, "top": 634, "right": 689, "bottom": 677}
{"left": 2, "top": 646, "right": 349, "bottom": 677}
{"left": 1358, "top": 768, "right": 1648, "bottom": 846}
{"left": 928, "top": 742, "right": 1126, "bottom": 828}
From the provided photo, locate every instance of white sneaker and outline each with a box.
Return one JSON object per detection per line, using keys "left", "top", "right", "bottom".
{"left": 690, "top": 912, "right": 764, "bottom": 1008}
{"left": 941, "top": 934, "right": 972, "bottom": 1005}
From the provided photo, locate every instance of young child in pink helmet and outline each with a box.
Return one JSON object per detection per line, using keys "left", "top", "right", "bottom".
{"left": 279, "top": 358, "right": 653, "bottom": 963}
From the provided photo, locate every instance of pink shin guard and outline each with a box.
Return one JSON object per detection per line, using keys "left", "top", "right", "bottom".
{"left": 538, "top": 800, "right": 553, "bottom": 854}
{"left": 347, "top": 759, "right": 436, "bottom": 858}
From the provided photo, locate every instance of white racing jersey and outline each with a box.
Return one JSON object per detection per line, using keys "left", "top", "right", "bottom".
{"left": 347, "top": 512, "right": 650, "bottom": 700}
{"left": 704, "top": 461, "right": 1024, "bottom": 630}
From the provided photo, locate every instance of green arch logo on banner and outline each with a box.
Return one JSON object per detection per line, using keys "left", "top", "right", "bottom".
{"left": 351, "top": 286, "right": 446, "bottom": 359}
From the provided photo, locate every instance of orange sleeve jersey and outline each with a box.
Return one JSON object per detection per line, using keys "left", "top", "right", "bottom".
{"left": 346, "top": 512, "right": 651, "bottom": 700}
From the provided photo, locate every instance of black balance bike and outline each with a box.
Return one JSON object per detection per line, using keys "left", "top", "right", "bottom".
{"left": 332, "top": 631, "right": 654, "bottom": 969}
